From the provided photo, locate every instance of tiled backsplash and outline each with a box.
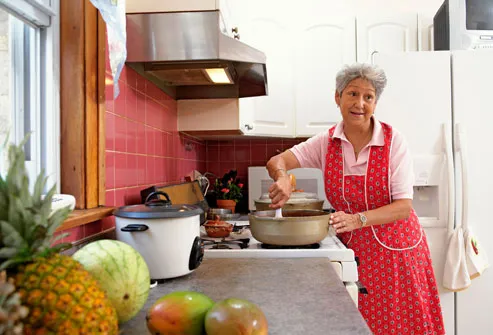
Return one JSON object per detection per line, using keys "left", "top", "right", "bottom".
{"left": 61, "top": 62, "right": 207, "bottom": 244}
{"left": 205, "top": 138, "right": 306, "bottom": 187}
{"left": 104, "top": 67, "right": 207, "bottom": 208}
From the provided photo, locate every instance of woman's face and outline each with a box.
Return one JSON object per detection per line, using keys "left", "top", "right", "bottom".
{"left": 335, "top": 78, "right": 377, "bottom": 127}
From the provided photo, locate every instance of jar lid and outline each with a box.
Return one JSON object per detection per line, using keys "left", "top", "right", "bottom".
{"left": 113, "top": 191, "right": 204, "bottom": 219}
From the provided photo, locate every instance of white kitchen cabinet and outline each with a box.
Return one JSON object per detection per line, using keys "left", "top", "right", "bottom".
{"left": 356, "top": 13, "right": 418, "bottom": 63}
{"left": 177, "top": 99, "right": 254, "bottom": 136}
{"left": 294, "top": 15, "right": 355, "bottom": 137}
{"left": 231, "top": 6, "right": 296, "bottom": 137}
{"left": 418, "top": 14, "right": 434, "bottom": 51}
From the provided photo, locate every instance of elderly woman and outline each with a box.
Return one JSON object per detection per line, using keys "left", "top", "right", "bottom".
{"left": 266, "top": 63, "right": 445, "bottom": 334}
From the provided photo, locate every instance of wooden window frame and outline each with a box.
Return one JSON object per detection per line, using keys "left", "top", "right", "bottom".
{"left": 59, "top": 0, "right": 111, "bottom": 228}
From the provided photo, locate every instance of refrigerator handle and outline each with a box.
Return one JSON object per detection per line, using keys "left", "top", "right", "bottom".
{"left": 443, "top": 123, "right": 455, "bottom": 235}
{"left": 456, "top": 123, "right": 469, "bottom": 231}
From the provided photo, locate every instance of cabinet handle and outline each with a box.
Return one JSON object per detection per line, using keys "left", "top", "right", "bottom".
{"left": 232, "top": 26, "right": 239, "bottom": 34}
{"left": 244, "top": 124, "right": 253, "bottom": 131}
{"left": 371, "top": 50, "right": 379, "bottom": 64}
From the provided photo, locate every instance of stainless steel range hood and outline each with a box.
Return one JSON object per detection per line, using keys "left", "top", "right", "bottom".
{"left": 126, "top": 11, "right": 268, "bottom": 100}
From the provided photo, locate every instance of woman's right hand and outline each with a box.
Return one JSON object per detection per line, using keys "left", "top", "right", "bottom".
{"left": 268, "top": 174, "right": 292, "bottom": 209}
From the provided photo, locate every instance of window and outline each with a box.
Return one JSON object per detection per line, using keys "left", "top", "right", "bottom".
{"left": 0, "top": 0, "right": 60, "bottom": 192}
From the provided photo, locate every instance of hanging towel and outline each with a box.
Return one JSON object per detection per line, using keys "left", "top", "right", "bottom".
{"left": 464, "top": 227, "right": 489, "bottom": 279}
{"left": 443, "top": 227, "right": 471, "bottom": 291}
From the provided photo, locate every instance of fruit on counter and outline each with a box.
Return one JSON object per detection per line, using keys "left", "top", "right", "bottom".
{"left": 0, "top": 139, "right": 118, "bottom": 334}
{"left": 0, "top": 270, "right": 29, "bottom": 334}
{"left": 204, "top": 298, "right": 268, "bottom": 335}
{"left": 73, "top": 239, "right": 150, "bottom": 323}
{"left": 146, "top": 291, "right": 215, "bottom": 335}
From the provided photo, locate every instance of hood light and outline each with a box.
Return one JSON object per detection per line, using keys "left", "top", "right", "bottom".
{"left": 204, "top": 68, "right": 233, "bottom": 84}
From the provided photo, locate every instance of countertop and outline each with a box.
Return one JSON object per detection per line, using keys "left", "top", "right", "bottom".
{"left": 120, "top": 258, "right": 371, "bottom": 335}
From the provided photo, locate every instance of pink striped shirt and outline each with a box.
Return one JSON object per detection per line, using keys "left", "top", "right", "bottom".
{"left": 290, "top": 118, "right": 414, "bottom": 200}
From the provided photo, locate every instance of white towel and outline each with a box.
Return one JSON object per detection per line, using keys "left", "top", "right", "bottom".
{"left": 464, "top": 227, "right": 489, "bottom": 279}
{"left": 443, "top": 227, "right": 471, "bottom": 292}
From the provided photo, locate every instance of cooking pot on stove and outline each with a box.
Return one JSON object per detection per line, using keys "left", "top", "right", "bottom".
{"left": 248, "top": 209, "right": 331, "bottom": 246}
{"left": 254, "top": 192, "right": 324, "bottom": 211}
{"left": 114, "top": 191, "right": 204, "bottom": 280}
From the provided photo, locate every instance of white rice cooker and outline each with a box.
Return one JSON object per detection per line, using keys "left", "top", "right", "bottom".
{"left": 114, "top": 191, "right": 204, "bottom": 280}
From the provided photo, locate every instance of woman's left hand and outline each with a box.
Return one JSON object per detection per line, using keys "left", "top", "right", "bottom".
{"left": 330, "top": 211, "right": 361, "bottom": 234}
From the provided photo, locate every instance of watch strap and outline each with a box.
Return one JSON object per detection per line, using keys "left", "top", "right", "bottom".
{"left": 358, "top": 212, "right": 368, "bottom": 228}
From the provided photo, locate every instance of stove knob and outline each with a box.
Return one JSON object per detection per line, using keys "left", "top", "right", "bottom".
{"left": 189, "top": 236, "right": 204, "bottom": 271}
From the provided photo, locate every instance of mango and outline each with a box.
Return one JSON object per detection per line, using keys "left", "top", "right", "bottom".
{"left": 146, "top": 291, "right": 214, "bottom": 335}
{"left": 204, "top": 298, "right": 268, "bottom": 335}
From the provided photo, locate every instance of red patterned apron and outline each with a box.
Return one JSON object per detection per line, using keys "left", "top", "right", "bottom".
{"left": 325, "top": 123, "right": 445, "bottom": 335}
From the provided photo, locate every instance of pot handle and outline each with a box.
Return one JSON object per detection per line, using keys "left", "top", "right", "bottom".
{"left": 145, "top": 191, "right": 172, "bottom": 207}
{"left": 121, "top": 224, "right": 149, "bottom": 232}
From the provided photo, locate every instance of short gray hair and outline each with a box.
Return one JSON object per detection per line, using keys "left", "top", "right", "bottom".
{"left": 335, "top": 63, "right": 387, "bottom": 101}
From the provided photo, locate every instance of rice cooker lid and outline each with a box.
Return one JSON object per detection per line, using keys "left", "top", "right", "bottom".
{"left": 114, "top": 191, "right": 204, "bottom": 219}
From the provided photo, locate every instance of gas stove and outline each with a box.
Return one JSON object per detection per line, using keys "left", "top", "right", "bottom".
{"left": 200, "top": 219, "right": 357, "bottom": 281}
{"left": 200, "top": 218, "right": 359, "bottom": 306}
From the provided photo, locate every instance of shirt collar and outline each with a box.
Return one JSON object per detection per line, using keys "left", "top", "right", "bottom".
{"left": 332, "top": 116, "right": 385, "bottom": 147}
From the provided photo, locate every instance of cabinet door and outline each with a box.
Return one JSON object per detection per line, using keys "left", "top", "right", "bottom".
{"left": 418, "top": 14, "right": 434, "bottom": 51}
{"left": 227, "top": 0, "right": 296, "bottom": 137}
{"left": 356, "top": 13, "right": 418, "bottom": 63}
{"left": 294, "top": 15, "right": 356, "bottom": 137}
{"left": 239, "top": 97, "right": 255, "bottom": 134}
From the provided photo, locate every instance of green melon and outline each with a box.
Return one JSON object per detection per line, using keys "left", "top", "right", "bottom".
{"left": 73, "top": 239, "right": 150, "bottom": 323}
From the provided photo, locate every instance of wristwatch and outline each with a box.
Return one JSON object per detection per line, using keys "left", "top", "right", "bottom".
{"left": 357, "top": 212, "right": 368, "bottom": 228}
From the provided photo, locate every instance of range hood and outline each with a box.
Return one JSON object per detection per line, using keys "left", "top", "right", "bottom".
{"left": 126, "top": 11, "right": 268, "bottom": 100}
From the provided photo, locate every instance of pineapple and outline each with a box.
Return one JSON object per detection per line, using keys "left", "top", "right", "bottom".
{"left": 0, "top": 271, "right": 28, "bottom": 334}
{"left": 0, "top": 139, "right": 118, "bottom": 334}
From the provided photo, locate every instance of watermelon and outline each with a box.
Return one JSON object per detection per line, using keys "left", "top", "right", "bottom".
{"left": 73, "top": 239, "right": 150, "bottom": 323}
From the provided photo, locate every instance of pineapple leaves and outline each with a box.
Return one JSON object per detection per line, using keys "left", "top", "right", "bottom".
{"left": 50, "top": 242, "right": 72, "bottom": 254}
{"left": 0, "top": 247, "right": 19, "bottom": 259}
{"left": 0, "top": 258, "right": 22, "bottom": 271}
{"left": 0, "top": 138, "right": 73, "bottom": 271}
{"left": 0, "top": 221, "right": 26, "bottom": 249}
{"left": 47, "top": 206, "right": 72, "bottom": 236}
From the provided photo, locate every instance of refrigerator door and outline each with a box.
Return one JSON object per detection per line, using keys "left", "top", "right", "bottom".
{"left": 373, "top": 51, "right": 455, "bottom": 335}
{"left": 452, "top": 49, "right": 493, "bottom": 335}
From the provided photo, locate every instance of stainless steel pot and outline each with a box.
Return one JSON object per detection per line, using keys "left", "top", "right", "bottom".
{"left": 254, "top": 192, "right": 324, "bottom": 211}
{"left": 248, "top": 209, "right": 331, "bottom": 246}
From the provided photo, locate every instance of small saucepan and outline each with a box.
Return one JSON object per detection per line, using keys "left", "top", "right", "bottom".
{"left": 248, "top": 209, "right": 331, "bottom": 246}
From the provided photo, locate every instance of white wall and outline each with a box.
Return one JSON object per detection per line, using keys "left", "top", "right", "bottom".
{"left": 350, "top": 0, "right": 444, "bottom": 16}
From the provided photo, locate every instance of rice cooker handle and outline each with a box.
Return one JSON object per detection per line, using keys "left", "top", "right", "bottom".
{"left": 144, "top": 191, "right": 172, "bottom": 207}
{"left": 120, "top": 224, "right": 149, "bottom": 232}
{"left": 189, "top": 237, "right": 204, "bottom": 271}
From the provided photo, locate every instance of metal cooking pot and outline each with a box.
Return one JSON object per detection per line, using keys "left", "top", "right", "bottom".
{"left": 254, "top": 192, "right": 324, "bottom": 211}
{"left": 248, "top": 209, "right": 331, "bottom": 246}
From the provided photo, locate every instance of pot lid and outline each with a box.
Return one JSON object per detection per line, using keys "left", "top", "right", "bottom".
{"left": 256, "top": 192, "right": 320, "bottom": 204}
{"left": 114, "top": 191, "right": 204, "bottom": 219}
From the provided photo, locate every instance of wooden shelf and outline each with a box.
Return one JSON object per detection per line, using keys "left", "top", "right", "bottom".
{"left": 56, "top": 206, "right": 115, "bottom": 232}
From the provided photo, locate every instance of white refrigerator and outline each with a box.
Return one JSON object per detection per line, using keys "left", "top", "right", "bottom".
{"left": 373, "top": 50, "right": 493, "bottom": 335}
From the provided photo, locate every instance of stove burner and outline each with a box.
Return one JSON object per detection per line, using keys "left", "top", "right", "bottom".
{"left": 202, "top": 238, "right": 250, "bottom": 250}
{"left": 211, "top": 244, "right": 234, "bottom": 249}
{"left": 260, "top": 243, "right": 321, "bottom": 249}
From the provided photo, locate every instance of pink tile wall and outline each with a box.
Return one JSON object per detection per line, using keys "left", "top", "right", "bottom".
{"left": 59, "top": 59, "right": 206, "bottom": 244}
{"left": 205, "top": 138, "right": 306, "bottom": 189}
{"left": 104, "top": 66, "right": 206, "bottom": 210}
